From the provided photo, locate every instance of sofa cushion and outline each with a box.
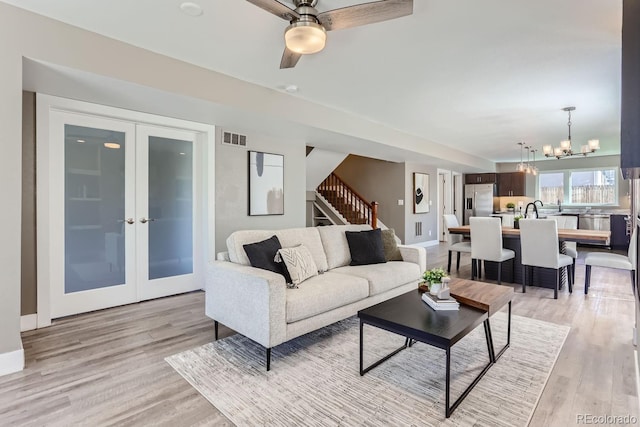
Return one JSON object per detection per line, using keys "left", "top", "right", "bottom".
{"left": 285, "top": 272, "right": 369, "bottom": 323}
{"left": 276, "top": 244, "right": 318, "bottom": 285}
{"left": 381, "top": 229, "right": 403, "bottom": 261}
{"left": 332, "top": 261, "right": 421, "bottom": 296}
{"left": 227, "top": 227, "right": 329, "bottom": 272}
{"left": 243, "top": 235, "right": 291, "bottom": 282}
{"left": 345, "top": 228, "right": 387, "bottom": 266}
{"left": 317, "top": 224, "right": 372, "bottom": 270}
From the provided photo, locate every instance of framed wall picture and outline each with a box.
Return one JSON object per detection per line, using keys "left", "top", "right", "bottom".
{"left": 248, "top": 151, "right": 284, "bottom": 216}
{"left": 414, "top": 172, "right": 429, "bottom": 213}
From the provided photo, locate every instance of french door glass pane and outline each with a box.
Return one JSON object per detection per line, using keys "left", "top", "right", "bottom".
{"left": 148, "top": 136, "right": 193, "bottom": 280}
{"left": 65, "top": 125, "right": 126, "bottom": 293}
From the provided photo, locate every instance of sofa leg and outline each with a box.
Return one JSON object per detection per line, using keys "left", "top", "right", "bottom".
{"left": 214, "top": 320, "right": 219, "bottom": 341}
{"left": 447, "top": 250, "right": 452, "bottom": 273}
{"left": 266, "top": 347, "right": 271, "bottom": 371}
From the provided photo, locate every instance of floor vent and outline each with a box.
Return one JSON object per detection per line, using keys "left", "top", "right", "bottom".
{"left": 415, "top": 222, "right": 422, "bottom": 236}
{"left": 222, "top": 131, "right": 247, "bottom": 147}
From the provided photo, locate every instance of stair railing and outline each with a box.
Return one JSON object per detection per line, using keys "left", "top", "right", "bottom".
{"left": 317, "top": 173, "right": 378, "bottom": 228}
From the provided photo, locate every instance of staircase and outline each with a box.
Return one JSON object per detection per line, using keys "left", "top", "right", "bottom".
{"left": 316, "top": 173, "right": 378, "bottom": 228}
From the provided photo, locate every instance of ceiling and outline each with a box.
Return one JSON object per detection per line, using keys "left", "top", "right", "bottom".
{"left": 4, "top": 0, "right": 623, "bottom": 163}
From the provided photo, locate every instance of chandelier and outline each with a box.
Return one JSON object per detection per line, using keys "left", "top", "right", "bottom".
{"left": 516, "top": 142, "right": 538, "bottom": 175}
{"left": 543, "top": 106, "right": 600, "bottom": 159}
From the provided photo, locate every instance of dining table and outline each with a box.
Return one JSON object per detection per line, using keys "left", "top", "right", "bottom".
{"left": 447, "top": 225, "right": 611, "bottom": 288}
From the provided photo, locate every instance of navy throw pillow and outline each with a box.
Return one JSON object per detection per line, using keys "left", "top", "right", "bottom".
{"left": 243, "top": 235, "right": 292, "bottom": 283}
{"left": 345, "top": 228, "right": 387, "bottom": 266}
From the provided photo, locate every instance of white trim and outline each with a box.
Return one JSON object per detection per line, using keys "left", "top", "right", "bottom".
{"left": 408, "top": 240, "right": 440, "bottom": 248}
{"left": 0, "top": 347, "right": 24, "bottom": 377}
{"left": 20, "top": 314, "right": 37, "bottom": 332}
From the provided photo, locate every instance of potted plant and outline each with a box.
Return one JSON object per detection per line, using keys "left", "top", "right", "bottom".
{"left": 506, "top": 202, "right": 516, "bottom": 212}
{"left": 422, "top": 267, "right": 448, "bottom": 295}
{"left": 513, "top": 214, "right": 523, "bottom": 229}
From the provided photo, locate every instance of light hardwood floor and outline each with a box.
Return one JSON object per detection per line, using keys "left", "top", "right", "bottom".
{"left": 1, "top": 243, "right": 638, "bottom": 426}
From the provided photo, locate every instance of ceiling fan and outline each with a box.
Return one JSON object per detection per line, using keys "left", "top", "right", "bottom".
{"left": 246, "top": 0, "right": 413, "bottom": 69}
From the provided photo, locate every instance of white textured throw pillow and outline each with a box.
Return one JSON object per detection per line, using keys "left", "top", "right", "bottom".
{"left": 275, "top": 244, "right": 318, "bottom": 285}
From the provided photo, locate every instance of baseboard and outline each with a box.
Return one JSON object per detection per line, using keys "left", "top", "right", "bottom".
{"left": 408, "top": 240, "right": 440, "bottom": 248}
{"left": 0, "top": 346, "right": 24, "bottom": 377}
{"left": 20, "top": 314, "right": 37, "bottom": 332}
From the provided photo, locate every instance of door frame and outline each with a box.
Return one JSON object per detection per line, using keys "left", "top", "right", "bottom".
{"left": 437, "top": 169, "right": 453, "bottom": 242}
{"left": 36, "top": 95, "right": 215, "bottom": 327}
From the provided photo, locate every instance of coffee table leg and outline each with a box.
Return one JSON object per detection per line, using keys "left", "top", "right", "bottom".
{"left": 445, "top": 324, "right": 494, "bottom": 418}
{"left": 445, "top": 347, "right": 451, "bottom": 418}
{"left": 484, "top": 320, "right": 495, "bottom": 362}
{"left": 359, "top": 320, "right": 364, "bottom": 375}
{"left": 488, "top": 301, "right": 512, "bottom": 362}
{"left": 360, "top": 322, "right": 410, "bottom": 376}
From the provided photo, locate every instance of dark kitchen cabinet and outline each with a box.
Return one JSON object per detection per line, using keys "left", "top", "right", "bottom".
{"left": 464, "top": 173, "right": 497, "bottom": 184}
{"left": 497, "top": 172, "right": 534, "bottom": 197}
{"left": 611, "top": 214, "right": 631, "bottom": 250}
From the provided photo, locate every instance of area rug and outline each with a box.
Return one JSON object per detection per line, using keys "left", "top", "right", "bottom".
{"left": 166, "top": 313, "right": 569, "bottom": 426}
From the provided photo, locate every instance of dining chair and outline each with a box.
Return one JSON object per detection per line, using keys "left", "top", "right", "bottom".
{"left": 584, "top": 228, "right": 636, "bottom": 294}
{"left": 519, "top": 219, "right": 573, "bottom": 299}
{"left": 547, "top": 215, "right": 578, "bottom": 284}
{"left": 443, "top": 214, "right": 471, "bottom": 273}
{"left": 469, "top": 217, "right": 515, "bottom": 285}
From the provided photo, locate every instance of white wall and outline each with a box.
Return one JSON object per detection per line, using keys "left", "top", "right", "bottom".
{"left": 215, "top": 130, "right": 306, "bottom": 253}
{"left": 404, "top": 163, "right": 439, "bottom": 245}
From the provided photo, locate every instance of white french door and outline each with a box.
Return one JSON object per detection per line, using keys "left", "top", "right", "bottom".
{"left": 45, "top": 110, "right": 203, "bottom": 319}
{"left": 135, "top": 125, "right": 202, "bottom": 301}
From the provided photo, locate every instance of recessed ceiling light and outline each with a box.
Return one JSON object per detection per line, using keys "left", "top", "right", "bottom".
{"left": 284, "top": 84, "right": 299, "bottom": 93}
{"left": 76, "top": 139, "right": 85, "bottom": 143}
{"left": 104, "top": 142, "right": 121, "bottom": 149}
{"left": 179, "top": 152, "right": 186, "bottom": 155}
{"left": 180, "top": 2, "right": 203, "bottom": 17}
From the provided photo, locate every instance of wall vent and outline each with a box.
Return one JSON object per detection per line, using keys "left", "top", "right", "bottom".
{"left": 415, "top": 222, "right": 422, "bottom": 237}
{"left": 222, "top": 131, "right": 247, "bottom": 147}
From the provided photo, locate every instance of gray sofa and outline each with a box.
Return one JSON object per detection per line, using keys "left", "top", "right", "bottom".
{"left": 205, "top": 224, "right": 427, "bottom": 370}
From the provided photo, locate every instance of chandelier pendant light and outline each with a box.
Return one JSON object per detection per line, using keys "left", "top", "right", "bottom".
{"left": 516, "top": 142, "right": 538, "bottom": 175}
{"left": 543, "top": 106, "right": 600, "bottom": 159}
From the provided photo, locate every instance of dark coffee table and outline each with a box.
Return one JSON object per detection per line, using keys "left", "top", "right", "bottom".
{"left": 358, "top": 290, "right": 494, "bottom": 418}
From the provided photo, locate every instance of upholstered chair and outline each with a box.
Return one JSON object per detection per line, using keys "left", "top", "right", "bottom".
{"left": 469, "top": 217, "right": 515, "bottom": 285}
{"left": 443, "top": 214, "right": 471, "bottom": 273}
{"left": 519, "top": 219, "right": 573, "bottom": 299}
{"left": 584, "top": 228, "right": 636, "bottom": 294}
{"left": 547, "top": 215, "right": 578, "bottom": 283}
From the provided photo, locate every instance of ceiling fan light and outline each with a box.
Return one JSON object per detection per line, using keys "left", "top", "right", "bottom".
{"left": 285, "top": 21, "right": 326, "bottom": 55}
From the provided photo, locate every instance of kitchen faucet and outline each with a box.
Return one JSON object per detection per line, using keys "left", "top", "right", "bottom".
{"left": 524, "top": 200, "right": 544, "bottom": 219}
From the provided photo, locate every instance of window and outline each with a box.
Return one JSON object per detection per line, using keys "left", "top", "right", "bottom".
{"left": 538, "top": 168, "right": 618, "bottom": 206}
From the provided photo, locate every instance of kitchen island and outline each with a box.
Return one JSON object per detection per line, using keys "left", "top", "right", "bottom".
{"left": 448, "top": 225, "right": 611, "bottom": 289}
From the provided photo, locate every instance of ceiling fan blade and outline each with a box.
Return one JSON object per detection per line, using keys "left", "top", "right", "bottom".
{"left": 280, "top": 47, "right": 302, "bottom": 69}
{"left": 317, "top": 0, "right": 413, "bottom": 31}
{"left": 245, "top": 0, "right": 300, "bottom": 21}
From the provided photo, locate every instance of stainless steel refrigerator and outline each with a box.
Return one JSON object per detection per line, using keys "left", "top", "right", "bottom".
{"left": 464, "top": 183, "right": 498, "bottom": 225}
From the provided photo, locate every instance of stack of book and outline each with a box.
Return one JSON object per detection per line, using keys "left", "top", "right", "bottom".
{"left": 421, "top": 292, "right": 460, "bottom": 311}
